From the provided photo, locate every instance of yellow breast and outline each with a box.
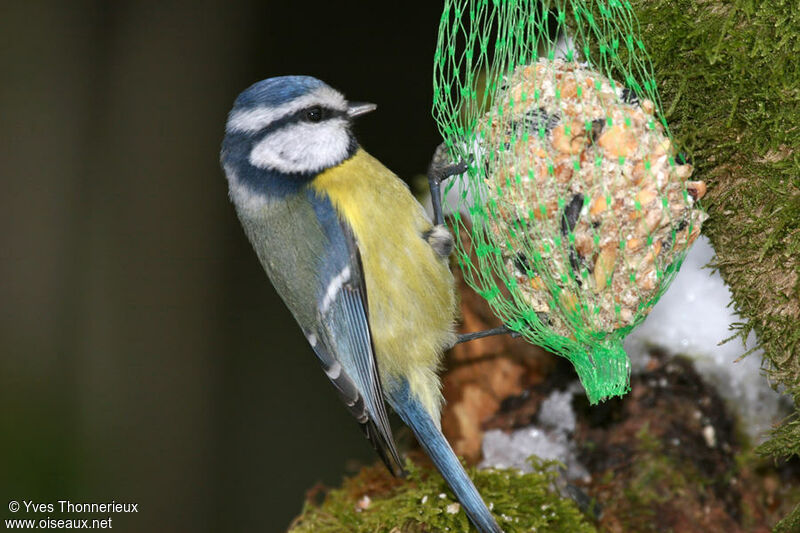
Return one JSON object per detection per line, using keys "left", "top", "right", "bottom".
{"left": 311, "top": 149, "right": 456, "bottom": 418}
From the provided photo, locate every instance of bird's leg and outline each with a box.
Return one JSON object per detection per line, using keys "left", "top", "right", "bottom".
{"left": 427, "top": 158, "right": 469, "bottom": 226}
{"left": 427, "top": 151, "right": 521, "bottom": 348}
{"left": 453, "top": 325, "right": 521, "bottom": 347}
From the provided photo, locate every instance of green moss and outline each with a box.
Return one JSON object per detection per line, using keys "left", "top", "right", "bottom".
{"left": 774, "top": 502, "right": 800, "bottom": 533}
{"left": 288, "top": 458, "right": 596, "bottom": 533}
{"left": 624, "top": 0, "right": 800, "bottom": 411}
{"left": 755, "top": 413, "right": 800, "bottom": 459}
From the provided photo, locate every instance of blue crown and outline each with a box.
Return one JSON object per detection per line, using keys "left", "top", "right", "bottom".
{"left": 233, "top": 76, "right": 325, "bottom": 110}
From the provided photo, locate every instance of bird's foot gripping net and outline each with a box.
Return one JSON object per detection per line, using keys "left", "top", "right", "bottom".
{"left": 432, "top": 0, "right": 707, "bottom": 404}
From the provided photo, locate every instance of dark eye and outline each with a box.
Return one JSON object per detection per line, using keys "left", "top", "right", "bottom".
{"left": 306, "top": 106, "right": 323, "bottom": 122}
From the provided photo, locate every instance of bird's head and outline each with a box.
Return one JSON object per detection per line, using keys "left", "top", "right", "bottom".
{"left": 221, "top": 76, "right": 375, "bottom": 177}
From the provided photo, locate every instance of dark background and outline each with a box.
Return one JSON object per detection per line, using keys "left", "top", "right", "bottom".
{"left": 0, "top": 2, "right": 445, "bottom": 531}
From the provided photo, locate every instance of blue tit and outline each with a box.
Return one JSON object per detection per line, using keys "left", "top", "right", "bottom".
{"left": 220, "top": 76, "right": 503, "bottom": 533}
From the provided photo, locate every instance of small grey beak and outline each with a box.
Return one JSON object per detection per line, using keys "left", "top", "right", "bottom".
{"left": 347, "top": 102, "right": 377, "bottom": 118}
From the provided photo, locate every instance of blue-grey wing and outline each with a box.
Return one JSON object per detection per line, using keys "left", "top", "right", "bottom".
{"left": 306, "top": 191, "right": 406, "bottom": 477}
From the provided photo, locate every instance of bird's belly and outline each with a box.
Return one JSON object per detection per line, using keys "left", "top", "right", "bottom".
{"left": 355, "top": 203, "right": 457, "bottom": 420}
{"left": 362, "top": 217, "right": 455, "bottom": 363}
{"left": 312, "top": 149, "right": 457, "bottom": 416}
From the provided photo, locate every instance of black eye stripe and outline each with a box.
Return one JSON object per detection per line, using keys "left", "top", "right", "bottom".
{"left": 305, "top": 105, "right": 340, "bottom": 122}
{"left": 249, "top": 105, "right": 349, "bottom": 139}
{"left": 297, "top": 105, "right": 345, "bottom": 123}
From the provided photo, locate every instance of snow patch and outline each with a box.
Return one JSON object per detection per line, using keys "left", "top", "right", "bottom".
{"left": 625, "top": 235, "right": 791, "bottom": 442}
{"left": 480, "top": 384, "right": 589, "bottom": 481}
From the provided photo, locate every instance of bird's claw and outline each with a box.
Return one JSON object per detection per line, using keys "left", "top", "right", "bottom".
{"left": 430, "top": 155, "right": 473, "bottom": 185}
{"left": 450, "top": 157, "right": 471, "bottom": 176}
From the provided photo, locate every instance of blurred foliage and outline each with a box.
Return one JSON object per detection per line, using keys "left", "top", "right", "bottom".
{"left": 773, "top": 503, "right": 800, "bottom": 533}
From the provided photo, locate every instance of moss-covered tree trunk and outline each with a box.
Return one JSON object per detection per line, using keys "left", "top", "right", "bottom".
{"left": 627, "top": 0, "right": 799, "bottom": 446}
{"left": 594, "top": 0, "right": 800, "bottom": 528}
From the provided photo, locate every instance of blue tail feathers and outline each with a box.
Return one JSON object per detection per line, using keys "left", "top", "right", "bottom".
{"left": 387, "top": 380, "right": 503, "bottom": 533}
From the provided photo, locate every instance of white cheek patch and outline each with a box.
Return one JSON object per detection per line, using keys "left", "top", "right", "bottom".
{"left": 227, "top": 86, "right": 347, "bottom": 133}
{"left": 249, "top": 118, "right": 351, "bottom": 174}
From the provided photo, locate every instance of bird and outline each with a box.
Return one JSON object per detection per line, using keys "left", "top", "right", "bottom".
{"left": 220, "top": 75, "right": 503, "bottom": 533}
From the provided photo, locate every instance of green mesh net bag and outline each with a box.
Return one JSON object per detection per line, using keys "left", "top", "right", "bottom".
{"left": 432, "top": 0, "right": 708, "bottom": 404}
